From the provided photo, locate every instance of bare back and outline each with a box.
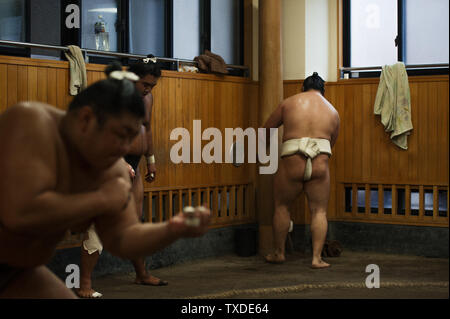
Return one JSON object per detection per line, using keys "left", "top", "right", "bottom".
{"left": 272, "top": 91, "right": 340, "bottom": 209}
{"left": 282, "top": 91, "right": 339, "bottom": 144}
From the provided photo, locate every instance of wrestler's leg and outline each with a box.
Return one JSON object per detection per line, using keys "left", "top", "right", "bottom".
{"left": 266, "top": 156, "right": 304, "bottom": 264}
{"left": 304, "top": 157, "right": 330, "bottom": 269}
{"left": 76, "top": 232, "right": 102, "bottom": 298}
{"left": 131, "top": 168, "right": 167, "bottom": 286}
{"left": 0, "top": 266, "right": 77, "bottom": 299}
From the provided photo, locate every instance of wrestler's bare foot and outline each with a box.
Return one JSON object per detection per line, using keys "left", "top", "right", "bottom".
{"left": 75, "top": 288, "right": 103, "bottom": 298}
{"left": 135, "top": 275, "right": 168, "bottom": 286}
{"left": 311, "top": 259, "right": 330, "bottom": 269}
{"left": 264, "top": 253, "right": 286, "bottom": 264}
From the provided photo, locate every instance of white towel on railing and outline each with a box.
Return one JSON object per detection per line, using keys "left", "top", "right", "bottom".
{"left": 374, "top": 62, "right": 413, "bottom": 150}
{"left": 64, "top": 45, "right": 87, "bottom": 96}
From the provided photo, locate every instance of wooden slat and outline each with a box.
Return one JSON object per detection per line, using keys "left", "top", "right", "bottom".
{"left": 47, "top": 67, "right": 57, "bottom": 106}
{"left": 188, "top": 188, "right": 192, "bottom": 206}
{"left": 365, "top": 184, "right": 370, "bottom": 216}
{"left": 56, "top": 68, "right": 66, "bottom": 109}
{"left": 419, "top": 186, "right": 424, "bottom": 219}
{"left": 378, "top": 184, "right": 384, "bottom": 216}
{"left": 343, "top": 86, "right": 354, "bottom": 181}
{"left": 405, "top": 185, "right": 411, "bottom": 217}
{"left": 196, "top": 188, "right": 201, "bottom": 208}
{"left": 244, "top": 185, "right": 250, "bottom": 219}
{"left": 212, "top": 187, "right": 219, "bottom": 223}
{"left": 392, "top": 185, "right": 397, "bottom": 218}
{"left": 37, "top": 67, "right": 48, "bottom": 103}
{"left": 7, "top": 65, "right": 18, "bottom": 108}
{"left": 168, "top": 190, "right": 173, "bottom": 219}
{"left": 229, "top": 186, "right": 236, "bottom": 220}
{"left": 158, "top": 192, "right": 163, "bottom": 222}
{"left": 146, "top": 191, "right": 152, "bottom": 223}
{"left": 178, "top": 189, "right": 183, "bottom": 213}
{"left": 27, "top": 66, "right": 37, "bottom": 101}
{"left": 221, "top": 186, "right": 228, "bottom": 222}
{"left": 237, "top": 185, "right": 244, "bottom": 221}
{"left": 352, "top": 184, "right": 357, "bottom": 217}
{"left": 0, "top": 64, "right": 7, "bottom": 111}
{"left": 433, "top": 186, "right": 438, "bottom": 221}
{"left": 206, "top": 187, "right": 211, "bottom": 210}
{"left": 17, "top": 65, "right": 28, "bottom": 103}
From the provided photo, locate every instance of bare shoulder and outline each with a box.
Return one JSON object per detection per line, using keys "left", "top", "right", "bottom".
{"left": 281, "top": 94, "right": 299, "bottom": 109}
{"left": 101, "top": 158, "right": 131, "bottom": 182}
{"left": 144, "top": 93, "right": 153, "bottom": 106}
{"left": 0, "top": 102, "right": 63, "bottom": 142}
{"left": 0, "top": 102, "right": 62, "bottom": 127}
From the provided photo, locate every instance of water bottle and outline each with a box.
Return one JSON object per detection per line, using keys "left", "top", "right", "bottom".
{"left": 95, "top": 15, "right": 109, "bottom": 51}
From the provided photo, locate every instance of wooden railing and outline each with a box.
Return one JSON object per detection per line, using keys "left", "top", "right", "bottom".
{"left": 144, "top": 183, "right": 256, "bottom": 228}
{"left": 336, "top": 183, "right": 448, "bottom": 227}
{"left": 56, "top": 183, "right": 256, "bottom": 249}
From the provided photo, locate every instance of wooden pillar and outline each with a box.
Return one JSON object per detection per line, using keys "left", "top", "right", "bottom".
{"left": 257, "top": 0, "right": 283, "bottom": 255}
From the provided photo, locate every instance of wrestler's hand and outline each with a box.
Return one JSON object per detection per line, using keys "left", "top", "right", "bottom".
{"left": 145, "top": 163, "right": 156, "bottom": 183}
{"left": 168, "top": 205, "right": 211, "bottom": 238}
{"left": 128, "top": 164, "right": 136, "bottom": 181}
{"left": 99, "top": 176, "right": 132, "bottom": 214}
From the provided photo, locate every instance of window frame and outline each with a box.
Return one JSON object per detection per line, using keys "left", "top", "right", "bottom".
{"left": 342, "top": 0, "right": 449, "bottom": 78}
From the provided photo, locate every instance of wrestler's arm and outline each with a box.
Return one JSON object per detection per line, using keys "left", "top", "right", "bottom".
{"left": 143, "top": 95, "right": 156, "bottom": 182}
{"left": 330, "top": 113, "right": 340, "bottom": 148}
{"left": 94, "top": 164, "right": 211, "bottom": 260}
{"left": 0, "top": 104, "right": 111, "bottom": 236}
{"left": 263, "top": 102, "right": 284, "bottom": 146}
{"left": 143, "top": 94, "right": 154, "bottom": 154}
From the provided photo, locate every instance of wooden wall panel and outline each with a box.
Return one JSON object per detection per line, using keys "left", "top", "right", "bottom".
{"left": 136, "top": 73, "right": 259, "bottom": 191}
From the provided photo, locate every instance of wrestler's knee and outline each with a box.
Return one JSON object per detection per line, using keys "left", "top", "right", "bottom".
{"left": 310, "top": 207, "right": 327, "bottom": 215}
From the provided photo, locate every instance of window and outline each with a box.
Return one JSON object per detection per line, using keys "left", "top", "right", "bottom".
{"left": 128, "top": 0, "right": 166, "bottom": 56}
{"left": 81, "top": 0, "right": 119, "bottom": 52}
{"left": 349, "top": 0, "right": 398, "bottom": 68}
{"left": 0, "top": 0, "right": 26, "bottom": 42}
{"left": 0, "top": 0, "right": 245, "bottom": 73}
{"left": 343, "top": 0, "right": 449, "bottom": 77}
{"left": 0, "top": 0, "right": 28, "bottom": 56}
{"left": 211, "top": 0, "right": 242, "bottom": 65}
{"left": 173, "top": 0, "right": 201, "bottom": 60}
{"left": 0, "top": 0, "right": 64, "bottom": 59}
{"left": 405, "top": 0, "right": 449, "bottom": 65}
{"left": 30, "top": 0, "right": 61, "bottom": 59}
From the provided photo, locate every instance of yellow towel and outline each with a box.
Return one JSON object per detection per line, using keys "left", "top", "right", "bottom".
{"left": 64, "top": 45, "right": 88, "bottom": 96}
{"left": 374, "top": 62, "right": 413, "bottom": 149}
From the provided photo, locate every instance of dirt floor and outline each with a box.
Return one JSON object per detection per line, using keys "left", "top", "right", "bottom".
{"left": 91, "top": 251, "right": 448, "bottom": 299}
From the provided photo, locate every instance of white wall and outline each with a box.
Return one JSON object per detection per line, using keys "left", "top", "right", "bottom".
{"left": 305, "top": 0, "right": 330, "bottom": 80}
{"left": 252, "top": 0, "right": 338, "bottom": 82}
{"left": 282, "top": 0, "right": 306, "bottom": 80}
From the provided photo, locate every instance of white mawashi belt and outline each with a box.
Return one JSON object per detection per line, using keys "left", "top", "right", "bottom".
{"left": 281, "top": 138, "right": 332, "bottom": 181}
